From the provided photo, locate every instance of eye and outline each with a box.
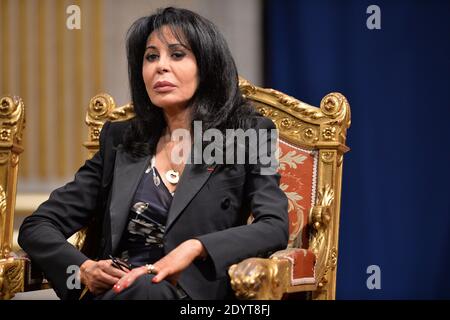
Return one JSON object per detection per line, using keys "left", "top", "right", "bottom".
{"left": 145, "top": 53, "right": 159, "bottom": 62}
{"left": 171, "top": 51, "right": 186, "bottom": 60}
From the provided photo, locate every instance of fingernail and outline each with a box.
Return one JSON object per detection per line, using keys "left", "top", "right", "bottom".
{"left": 113, "top": 284, "right": 120, "bottom": 293}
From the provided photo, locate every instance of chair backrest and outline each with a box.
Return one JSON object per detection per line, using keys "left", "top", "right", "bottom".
{"left": 239, "top": 79, "right": 350, "bottom": 299}
{"left": 79, "top": 78, "right": 351, "bottom": 299}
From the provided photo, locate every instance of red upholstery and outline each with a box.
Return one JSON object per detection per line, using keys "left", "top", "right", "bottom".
{"left": 272, "top": 248, "right": 316, "bottom": 285}
{"left": 276, "top": 139, "right": 318, "bottom": 285}
{"left": 278, "top": 139, "right": 317, "bottom": 249}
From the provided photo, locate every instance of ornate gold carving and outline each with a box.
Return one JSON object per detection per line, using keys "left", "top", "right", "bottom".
{"left": 89, "top": 95, "right": 111, "bottom": 119}
{"left": 255, "top": 105, "right": 280, "bottom": 120}
{"left": 0, "top": 152, "right": 9, "bottom": 165}
{"left": 313, "top": 246, "right": 338, "bottom": 300}
{"left": 73, "top": 227, "right": 87, "bottom": 251}
{"left": 329, "top": 247, "right": 338, "bottom": 269}
{"left": 90, "top": 127, "right": 101, "bottom": 142}
{"left": 0, "top": 185, "right": 6, "bottom": 225}
{"left": 303, "top": 128, "right": 314, "bottom": 139}
{"left": 0, "top": 129, "right": 11, "bottom": 142}
{"left": 309, "top": 185, "right": 337, "bottom": 298}
{"left": 229, "top": 257, "right": 290, "bottom": 300}
{"left": 317, "top": 276, "right": 328, "bottom": 291}
{"left": 280, "top": 117, "right": 292, "bottom": 129}
{"left": 238, "top": 81, "right": 350, "bottom": 153}
{"left": 302, "top": 127, "right": 319, "bottom": 143}
{"left": 255, "top": 105, "right": 321, "bottom": 147}
{"left": 256, "top": 106, "right": 268, "bottom": 117}
{"left": 0, "top": 97, "right": 15, "bottom": 117}
{"left": 337, "top": 154, "right": 344, "bottom": 167}
{"left": 322, "top": 126, "right": 336, "bottom": 141}
{"left": 109, "top": 104, "right": 135, "bottom": 121}
{"left": 85, "top": 94, "right": 135, "bottom": 144}
{"left": 320, "top": 94, "right": 342, "bottom": 116}
{"left": 86, "top": 93, "right": 134, "bottom": 128}
{"left": 268, "top": 89, "right": 329, "bottom": 121}
{"left": 0, "top": 258, "right": 25, "bottom": 300}
{"left": 238, "top": 77, "right": 257, "bottom": 97}
{"left": 0, "top": 96, "right": 25, "bottom": 147}
{"left": 0, "top": 158, "right": 9, "bottom": 259}
{"left": 11, "top": 154, "right": 18, "bottom": 167}
{"left": 310, "top": 185, "right": 334, "bottom": 233}
{"left": 0, "top": 95, "right": 25, "bottom": 266}
{"left": 321, "top": 151, "right": 335, "bottom": 163}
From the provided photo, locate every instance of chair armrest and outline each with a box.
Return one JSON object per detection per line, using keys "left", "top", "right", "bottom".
{"left": 228, "top": 247, "right": 318, "bottom": 300}
{"left": 0, "top": 255, "right": 26, "bottom": 299}
{"left": 270, "top": 248, "right": 317, "bottom": 290}
{"left": 6, "top": 250, "right": 47, "bottom": 292}
{"left": 228, "top": 256, "right": 291, "bottom": 300}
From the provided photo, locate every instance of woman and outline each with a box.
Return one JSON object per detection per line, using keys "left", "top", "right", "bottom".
{"left": 18, "top": 7, "right": 288, "bottom": 300}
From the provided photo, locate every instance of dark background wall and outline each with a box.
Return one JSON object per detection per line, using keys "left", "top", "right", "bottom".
{"left": 264, "top": 0, "right": 450, "bottom": 299}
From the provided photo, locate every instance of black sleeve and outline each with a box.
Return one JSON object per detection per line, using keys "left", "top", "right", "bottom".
{"left": 196, "top": 117, "right": 289, "bottom": 278}
{"left": 18, "top": 121, "right": 111, "bottom": 299}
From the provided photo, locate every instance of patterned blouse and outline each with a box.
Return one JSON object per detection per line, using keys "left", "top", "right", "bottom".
{"left": 120, "top": 158, "right": 173, "bottom": 267}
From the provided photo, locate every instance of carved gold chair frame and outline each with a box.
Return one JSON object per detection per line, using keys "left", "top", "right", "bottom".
{"left": 0, "top": 96, "right": 26, "bottom": 299}
{"left": 0, "top": 78, "right": 350, "bottom": 300}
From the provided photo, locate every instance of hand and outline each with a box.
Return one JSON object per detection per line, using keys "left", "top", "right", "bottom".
{"left": 112, "top": 265, "right": 148, "bottom": 293}
{"left": 151, "top": 239, "right": 206, "bottom": 284}
{"left": 80, "top": 259, "right": 129, "bottom": 296}
{"left": 112, "top": 239, "right": 206, "bottom": 294}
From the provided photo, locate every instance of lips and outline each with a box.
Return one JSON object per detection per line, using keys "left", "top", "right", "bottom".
{"left": 153, "top": 81, "right": 176, "bottom": 92}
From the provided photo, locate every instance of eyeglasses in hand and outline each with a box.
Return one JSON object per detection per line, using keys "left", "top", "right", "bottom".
{"left": 109, "top": 255, "right": 132, "bottom": 271}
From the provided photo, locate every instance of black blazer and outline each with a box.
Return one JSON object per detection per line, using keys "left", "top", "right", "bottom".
{"left": 18, "top": 116, "right": 289, "bottom": 300}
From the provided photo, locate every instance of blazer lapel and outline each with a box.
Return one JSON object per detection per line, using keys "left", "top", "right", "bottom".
{"left": 109, "top": 148, "right": 150, "bottom": 253}
{"left": 165, "top": 163, "right": 214, "bottom": 233}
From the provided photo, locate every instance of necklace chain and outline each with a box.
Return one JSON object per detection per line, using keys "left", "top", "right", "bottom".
{"left": 162, "top": 127, "right": 183, "bottom": 185}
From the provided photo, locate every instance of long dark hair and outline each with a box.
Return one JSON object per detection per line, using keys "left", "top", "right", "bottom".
{"left": 123, "top": 7, "right": 257, "bottom": 158}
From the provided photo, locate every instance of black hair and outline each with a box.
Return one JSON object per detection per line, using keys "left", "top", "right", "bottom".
{"left": 123, "top": 7, "right": 258, "bottom": 158}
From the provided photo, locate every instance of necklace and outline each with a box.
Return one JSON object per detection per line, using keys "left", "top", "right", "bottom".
{"left": 163, "top": 128, "right": 181, "bottom": 185}
{"left": 148, "top": 156, "right": 175, "bottom": 196}
{"left": 149, "top": 156, "right": 160, "bottom": 187}
{"left": 165, "top": 168, "right": 180, "bottom": 184}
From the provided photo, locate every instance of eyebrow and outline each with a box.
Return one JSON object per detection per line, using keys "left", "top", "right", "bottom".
{"left": 145, "top": 43, "right": 189, "bottom": 50}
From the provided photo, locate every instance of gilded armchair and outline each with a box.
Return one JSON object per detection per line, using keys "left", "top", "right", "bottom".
{"left": 229, "top": 79, "right": 350, "bottom": 300}
{"left": 78, "top": 78, "right": 351, "bottom": 300}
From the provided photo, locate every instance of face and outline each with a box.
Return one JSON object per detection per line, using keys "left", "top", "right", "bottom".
{"left": 143, "top": 26, "right": 199, "bottom": 110}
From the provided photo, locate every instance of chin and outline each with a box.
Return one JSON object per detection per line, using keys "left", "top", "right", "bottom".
{"left": 151, "top": 99, "right": 188, "bottom": 110}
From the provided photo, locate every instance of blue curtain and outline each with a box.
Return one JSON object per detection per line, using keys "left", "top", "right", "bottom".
{"left": 264, "top": 0, "right": 450, "bottom": 299}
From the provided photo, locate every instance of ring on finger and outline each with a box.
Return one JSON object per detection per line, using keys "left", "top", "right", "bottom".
{"left": 145, "top": 264, "right": 157, "bottom": 274}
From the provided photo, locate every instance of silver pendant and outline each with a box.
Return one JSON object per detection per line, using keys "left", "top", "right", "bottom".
{"left": 153, "top": 174, "right": 161, "bottom": 186}
{"left": 133, "top": 202, "right": 149, "bottom": 216}
{"left": 166, "top": 169, "right": 180, "bottom": 184}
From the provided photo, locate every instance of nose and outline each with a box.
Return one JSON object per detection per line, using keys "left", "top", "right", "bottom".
{"left": 156, "top": 55, "right": 169, "bottom": 74}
